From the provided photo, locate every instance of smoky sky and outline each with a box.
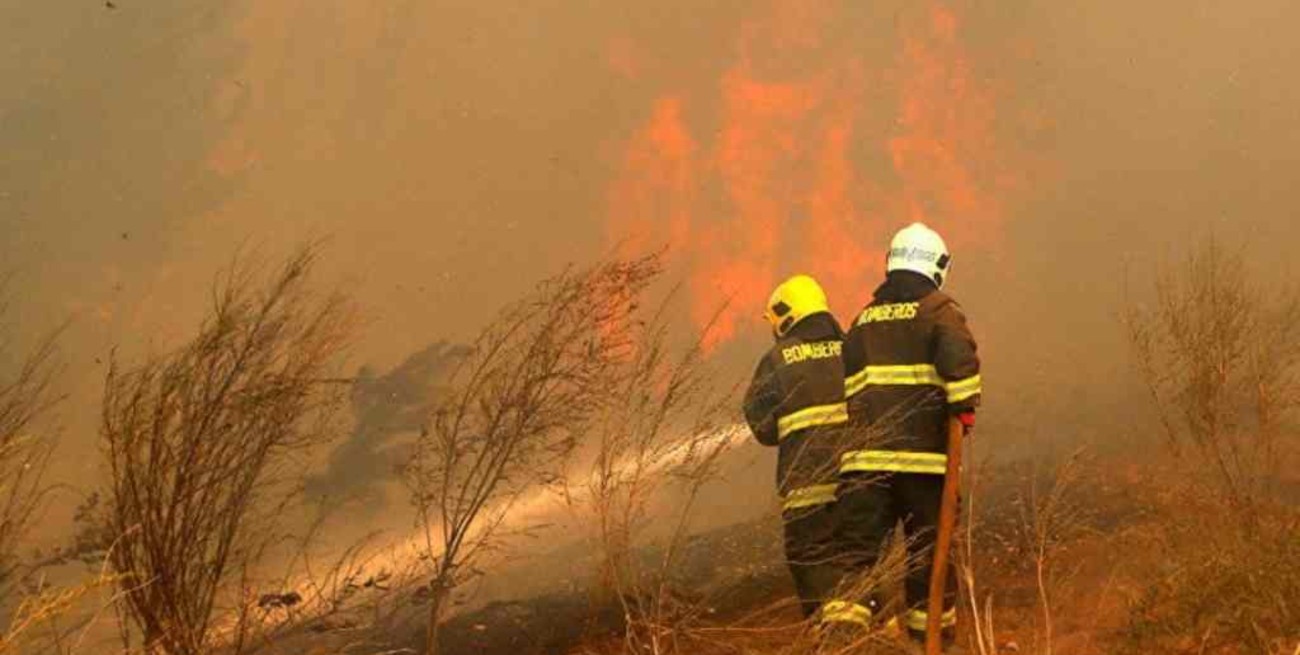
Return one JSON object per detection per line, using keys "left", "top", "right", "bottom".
{"left": 4, "top": 0, "right": 1300, "bottom": 505}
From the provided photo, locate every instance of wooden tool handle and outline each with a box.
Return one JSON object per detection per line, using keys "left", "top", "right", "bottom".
{"left": 926, "top": 416, "right": 965, "bottom": 655}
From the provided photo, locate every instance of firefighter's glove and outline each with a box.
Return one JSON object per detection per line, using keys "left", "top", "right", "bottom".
{"left": 957, "top": 411, "right": 976, "bottom": 437}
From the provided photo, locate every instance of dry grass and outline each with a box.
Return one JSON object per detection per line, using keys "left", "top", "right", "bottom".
{"left": 0, "top": 280, "right": 65, "bottom": 653}
{"left": 1118, "top": 472, "right": 1299, "bottom": 655}
{"left": 0, "top": 288, "right": 61, "bottom": 604}
{"left": 0, "top": 565, "right": 127, "bottom": 654}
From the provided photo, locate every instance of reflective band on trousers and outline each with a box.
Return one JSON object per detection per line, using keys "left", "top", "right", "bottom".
{"left": 844, "top": 364, "right": 982, "bottom": 404}
{"left": 905, "top": 607, "right": 957, "bottom": 632}
{"left": 782, "top": 483, "right": 838, "bottom": 511}
{"left": 841, "top": 450, "right": 948, "bottom": 475}
{"left": 819, "top": 600, "right": 872, "bottom": 628}
{"left": 776, "top": 402, "right": 848, "bottom": 441}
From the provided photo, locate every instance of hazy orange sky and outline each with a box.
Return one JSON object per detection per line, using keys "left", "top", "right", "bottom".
{"left": 4, "top": 0, "right": 1300, "bottom": 496}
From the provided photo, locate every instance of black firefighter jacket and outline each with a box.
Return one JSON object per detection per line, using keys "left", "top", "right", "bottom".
{"left": 743, "top": 312, "right": 848, "bottom": 511}
{"left": 841, "top": 271, "right": 981, "bottom": 476}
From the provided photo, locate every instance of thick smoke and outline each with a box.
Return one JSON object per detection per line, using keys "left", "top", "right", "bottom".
{"left": 4, "top": 0, "right": 1300, "bottom": 548}
{"left": 306, "top": 342, "right": 469, "bottom": 504}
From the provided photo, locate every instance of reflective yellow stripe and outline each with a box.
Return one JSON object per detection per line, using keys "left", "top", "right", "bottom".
{"left": 840, "top": 450, "right": 948, "bottom": 475}
{"left": 782, "top": 483, "right": 838, "bottom": 511}
{"left": 845, "top": 364, "right": 982, "bottom": 404}
{"left": 946, "top": 374, "right": 982, "bottom": 403}
{"left": 776, "top": 402, "right": 848, "bottom": 441}
{"left": 905, "top": 607, "right": 957, "bottom": 632}
{"left": 863, "top": 364, "right": 945, "bottom": 385}
{"left": 844, "top": 367, "right": 870, "bottom": 398}
{"left": 845, "top": 364, "right": 943, "bottom": 398}
{"left": 819, "top": 600, "right": 872, "bottom": 628}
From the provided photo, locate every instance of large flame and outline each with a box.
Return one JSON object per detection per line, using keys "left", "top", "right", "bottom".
{"left": 606, "top": 1, "right": 1023, "bottom": 350}
{"left": 194, "top": 0, "right": 1024, "bottom": 359}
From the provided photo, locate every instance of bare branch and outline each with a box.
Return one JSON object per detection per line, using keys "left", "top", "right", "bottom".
{"left": 98, "top": 245, "right": 352, "bottom": 655}
{"left": 405, "top": 255, "right": 665, "bottom": 655}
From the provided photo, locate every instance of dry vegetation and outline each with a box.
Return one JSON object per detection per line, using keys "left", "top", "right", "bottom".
{"left": 1119, "top": 238, "right": 1300, "bottom": 654}
{"left": 953, "top": 238, "right": 1299, "bottom": 655}
{"left": 403, "top": 256, "right": 676, "bottom": 655}
{"left": 2, "top": 237, "right": 1297, "bottom": 655}
{"left": 99, "top": 248, "right": 353, "bottom": 655}
{"left": 570, "top": 282, "right": 736, "bottom": 655}
{"left": 0, "top": 285, "right": 63, "bottom": 654}
{"left": 1126, "top": 237, "right": 1299, "bottom": 519}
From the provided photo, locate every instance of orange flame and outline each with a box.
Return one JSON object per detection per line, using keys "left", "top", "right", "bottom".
{"left": 606, "top": 1, "right": 1024, "bottom": 351}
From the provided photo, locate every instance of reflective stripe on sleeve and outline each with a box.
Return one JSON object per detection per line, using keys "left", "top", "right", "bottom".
{"left": 904, "top": 607, "right": 957, "bottom": 632}
{"left": 776, "top": 402, "right": 848, "bottom": 441}
{"left": 819, "top": 600, "right": 873, "bottom": 628}
{"left": 840, "top": 450, "right": 948, "bottom": 475}
{"left": 782, "top": 483, "right": 838, "bottom": 511}
{"left": 945, "top": 374, "right": 982, "bottom": 403}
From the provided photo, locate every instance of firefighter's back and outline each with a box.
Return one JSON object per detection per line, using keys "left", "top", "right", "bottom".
{"left": 843, "top": 282, "right": 959, "bottom": 463}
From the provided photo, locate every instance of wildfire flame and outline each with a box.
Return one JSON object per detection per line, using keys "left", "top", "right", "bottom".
{"left": 607, "top": 1, "right": 1023, "bottom": 350}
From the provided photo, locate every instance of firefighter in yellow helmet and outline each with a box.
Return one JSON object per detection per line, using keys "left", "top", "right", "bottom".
{"left": 742, "top": 275, "right": 854, "bottom": 626}
{"left": 838, "top": 223, "right": 981, "bottom": 649}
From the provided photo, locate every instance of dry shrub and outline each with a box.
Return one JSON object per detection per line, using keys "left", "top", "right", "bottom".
{"left": 1011, "top": 450, "right": 1093, "bottom": 655}
{"left": 1124, "top": 236, "right": 1300, "bottom": 654}
{"left": 1122, "top": 486, "right": 1298, "bottom": 654}
{"left": 404, "top": 255, "right": 664, "bottom": 655}
{"left": 99, "top": 247, "right": 353, "bottom": 655}
{"left": 1125, "top": 236, "right": 1300, "bottom": 518}
{"left": 958, "top": 448, "right": 1096, "bottom": 655}
{"left": 574, "top": 286, "right": 736, "bottom": 655}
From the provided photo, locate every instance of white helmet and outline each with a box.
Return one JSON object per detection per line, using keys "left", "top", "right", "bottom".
{"left": 886, "top": 222, "right": 952, "bottom": 288}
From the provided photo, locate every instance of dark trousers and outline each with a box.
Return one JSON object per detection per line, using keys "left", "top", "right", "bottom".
{"left": 782, "top": 502, "right": 844, "bottom": 618}
{"left": 836, "top": 472, "right": 957, "bottom": 633}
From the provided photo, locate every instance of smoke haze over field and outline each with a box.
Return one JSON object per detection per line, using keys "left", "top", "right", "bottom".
{"left": 4, "top": 0, "right": 1300, "bottom": 534}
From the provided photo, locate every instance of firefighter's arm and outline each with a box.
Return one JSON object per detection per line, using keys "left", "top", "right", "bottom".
{"left": 742, "top": 357, "right": 781, "bottom": 447}
{"left": 933, "top": 300, "right": 982, "bottom": 416}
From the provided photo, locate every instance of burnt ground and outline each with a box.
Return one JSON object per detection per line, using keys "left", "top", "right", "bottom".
{"left": 420, "top": 517, "right": 792, "bottom": 655}
{"left": 253, "top": 515, "right": 794, "bottom": 655}
{"left": 251, "top": 459, "right": 1300, "bottom": 655}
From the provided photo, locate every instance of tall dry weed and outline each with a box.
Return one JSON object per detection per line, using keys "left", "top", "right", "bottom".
{"left": 404, "top": 255, "right": 664, "bottom": 655}
{"left": 99, "top": 246, "right": 353, "bottom": 655}
{"left": 0, "top": 280, "right": 64, "bottom": 652}
{"left": 574, "top": 289, "right": 737, "bottom": 655}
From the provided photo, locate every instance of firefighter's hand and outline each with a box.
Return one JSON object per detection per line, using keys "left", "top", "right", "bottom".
{"left": 957, "top": 411, "right": 976, "bottom": 437}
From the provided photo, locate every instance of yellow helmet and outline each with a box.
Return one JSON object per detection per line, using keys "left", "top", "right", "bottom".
{"left": 764, "top": 275, "right": 830, "bottom": 338}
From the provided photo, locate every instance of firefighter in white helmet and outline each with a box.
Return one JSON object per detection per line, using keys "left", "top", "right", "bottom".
{"left": 838, "top": 223, "right": 982, "bottom": 648}
{"left": 742, "top": 275, "right": 853, "bottom": 626}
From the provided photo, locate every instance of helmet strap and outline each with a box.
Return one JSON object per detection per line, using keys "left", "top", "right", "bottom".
{"left": 777, "top": 316, "right": 795, "bottom": 336}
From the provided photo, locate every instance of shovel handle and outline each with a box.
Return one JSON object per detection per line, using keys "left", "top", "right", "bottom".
{"left": 926, "top": 416, "right": 965, "bottom": 655}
